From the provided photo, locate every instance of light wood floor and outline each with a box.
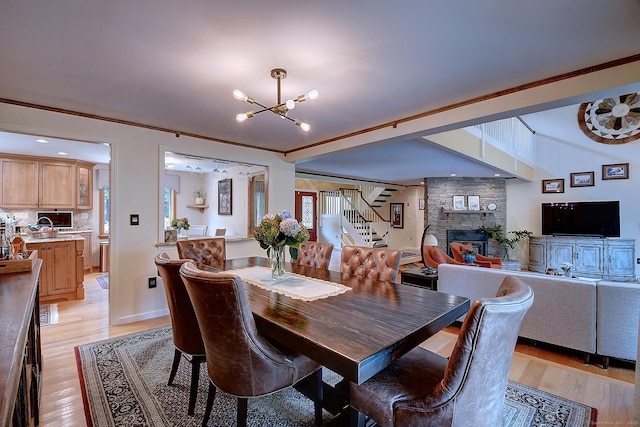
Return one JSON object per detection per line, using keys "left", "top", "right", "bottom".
{"left": 39, "top": 272, "right": 635, "bottom": 426}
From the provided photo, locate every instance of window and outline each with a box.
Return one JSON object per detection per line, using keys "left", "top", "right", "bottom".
{"left": 248, "top": 173, "right": 267, "bottom": 235}
{"left": 163, "top": 187, "right": 176, "bottom": 229}
{"left": 99, "top": 186, "right": 110, "bottom": 238}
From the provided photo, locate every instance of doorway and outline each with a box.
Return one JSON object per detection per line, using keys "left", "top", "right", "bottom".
{"left": 295, "top": 191, "right": 317, "bottom": 241}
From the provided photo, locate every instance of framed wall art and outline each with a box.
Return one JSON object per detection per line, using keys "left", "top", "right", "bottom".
{"left": 542, "top": 178, "right": 564, "bottom": 194}
{"left": 602, "top": 163, "right": 629, "bottom": 180}
{"left": 452, "top": 195, "right": 465, "bottom": 211}
{"left": 467, "top": 195, "right": 480, "bottom": 211}
{"left": 218, "top": 178, "right": 232, "bottom": 215}
{"left": 570, "top": 171, "right": 595, "bottom": 187}
{"left": 390, "top": 203, "right": 404, "bottom": 228}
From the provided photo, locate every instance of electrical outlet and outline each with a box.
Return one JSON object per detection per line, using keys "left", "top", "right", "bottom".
{"left": 148, "top": 277, "right": 157, "bottom": 288}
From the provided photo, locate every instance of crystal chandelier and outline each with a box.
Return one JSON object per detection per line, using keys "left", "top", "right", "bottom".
{"left": 233, "top": 68, "right": 318, "bottom": 132}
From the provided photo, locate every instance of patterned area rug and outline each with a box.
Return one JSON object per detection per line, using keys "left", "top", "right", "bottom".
{"left": 40, "top": 303, "right": 58, "bottom": 326}
{"left": 75, "top": 326, "right": 597, "bottom": 427}
{"left": 96, "top": 275, "right": 108, "bottom": 289}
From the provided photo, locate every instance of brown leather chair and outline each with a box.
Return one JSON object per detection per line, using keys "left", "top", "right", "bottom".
{"left": 176, "top": 237, "right": 226, "bottom": 267}
{"left": 153, "top": 252, "right": 205, "bottom": 416}
{"left": 292, "top": 241, "right": 334, "bottom": 270}
{"left": 179, "top": 261, "right": 323, "bottom": 427}
{"left": 421, "top": 245, "right": 476, "bottom": 269}
{"left": 340, "top": 245, "right": 401, "bottom": 283}
{"left": 450, "top": 241, "right": 503, "bottom": 269}
{"left": 350, "top": 276, "right": 534, "bottom": 427}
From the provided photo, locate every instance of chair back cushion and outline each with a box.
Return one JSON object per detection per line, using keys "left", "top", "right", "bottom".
{"left": 293, "top": 242, "right": 334, "bottom": 269}
{"left": 450, "top": 242, "right": 473, "bottom": 262}
{"left": 176, "top": 237, "right": 226, "bottom": 267}
{"left": 153, "top": 253, "right": 205, "bottom": 355}
{"left": 395, "top": 276, "right": 534, "bottom": 426}
{"left": 179, "top": 261, "right": 319, "bottom": 397}
{"left": 340, "top": 246, "right": 401, "bottom": 282}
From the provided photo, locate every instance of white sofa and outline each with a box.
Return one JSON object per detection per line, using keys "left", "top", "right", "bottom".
{"left": 437, "top": 264, "right": 597, "bottom": 357}
{"left": 438, "top": 264, "right": 640, "bottom": 366}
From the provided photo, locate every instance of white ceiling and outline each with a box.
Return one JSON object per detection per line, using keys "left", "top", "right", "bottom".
{"left": 1, "top": 1, "right": 639, "bottom": 185}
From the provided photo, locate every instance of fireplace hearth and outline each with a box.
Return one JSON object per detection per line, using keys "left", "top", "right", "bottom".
{"left": 446, "top": 229, "right": 488, "bottom": 257}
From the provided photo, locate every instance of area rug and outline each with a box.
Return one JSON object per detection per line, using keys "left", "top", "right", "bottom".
{"left": 75, "top": 326, "right": 597, "bottom": 427}
{"left": 40, "top": 303, "right": 58, "bottom": 326}
{"left": 96, "top": 275, "right": 108, "bottom": 289}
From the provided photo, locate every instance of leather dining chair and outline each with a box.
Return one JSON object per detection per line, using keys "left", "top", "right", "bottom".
{"left": 292, "top": 241, "right": 334, "bottom": 270}
{"left": 449, "top": 241, "right": 503, "bottom": 269}
{"left": 153, "top": 252, "right": 206, "bottom": 416}
{"left": 350, "top": 276, "right": 534, "bottom": 427}
{"left": 176, "top": 237, "right": 226, "bottom": 267}
{"left": 341, "top": 246, "right": 401, "bottom": 283}
{"left": 179, "top": 261, "right": 324, "bottom": 427}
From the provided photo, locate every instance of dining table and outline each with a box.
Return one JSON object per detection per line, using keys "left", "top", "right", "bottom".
{"left": 201, "top": 256, "right": 470, "bottom": 425}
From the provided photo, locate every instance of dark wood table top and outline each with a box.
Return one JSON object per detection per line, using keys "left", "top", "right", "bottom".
{"left": 210, "top": 257, "right": 470, "bottom": 384}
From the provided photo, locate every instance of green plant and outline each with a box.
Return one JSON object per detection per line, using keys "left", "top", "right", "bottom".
{"left": 193, "top": 188, "right": 207, "bottom": 199}
{"left": 479, "top": 225, "right": 532, "bottom": 259}
{"left": 461, "top": 248, "right": 476, "bottom": 256}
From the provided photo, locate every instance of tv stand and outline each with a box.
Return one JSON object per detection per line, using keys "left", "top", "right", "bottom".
{"left": 529, "top": 235, "right": 636, "bottom": 281}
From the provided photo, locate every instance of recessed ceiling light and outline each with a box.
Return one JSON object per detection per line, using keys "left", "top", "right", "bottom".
{"left": 494, "top": 173, "right": 501, "bottom": 177}
{"left": 57, "top": 151, "right": 68, "bottom": 156}
{"left": 450, "top": 173, "right": 457, "bottom": 177}
{"left": 36, "top": 139, "right": 48, "bottom": 143}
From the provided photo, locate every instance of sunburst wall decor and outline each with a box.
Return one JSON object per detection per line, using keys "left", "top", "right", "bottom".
{"left": 577, "top": 92, "right": 640, "bottom": 144}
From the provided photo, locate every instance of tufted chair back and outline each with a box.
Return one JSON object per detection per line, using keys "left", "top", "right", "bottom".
{"left": 292, "top": 241, "right": 334, "bottom": 270}
{"left": 176, "top": 237, "right": 226, "bottom": 267}
{"left": 350, "top": 276, "right": 534, "bottom": 427}
{"left": 179, "top": 261, "right": 323, "bottom": 426}
{"left": 340, "top": 245, "right": 401, "bottom": 283}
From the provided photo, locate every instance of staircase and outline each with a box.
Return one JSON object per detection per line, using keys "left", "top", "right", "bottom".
{"left": 319, "top": 187, "right": 392, "bottom": 248}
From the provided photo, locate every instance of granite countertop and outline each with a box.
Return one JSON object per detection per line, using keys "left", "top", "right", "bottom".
{"left": 23, "top": 234, "right": 88, "bottom": 243}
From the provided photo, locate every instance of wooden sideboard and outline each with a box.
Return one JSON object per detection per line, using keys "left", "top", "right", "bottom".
{"left": 529, "top": 235, "right": 636, "bottom": 281}
{"left": 0, "top": 259, "right": 43, "bottom": 426}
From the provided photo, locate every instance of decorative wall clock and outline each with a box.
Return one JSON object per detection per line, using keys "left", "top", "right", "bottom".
{"left": 577, "top": 92, "right": 640, "bottom": 144}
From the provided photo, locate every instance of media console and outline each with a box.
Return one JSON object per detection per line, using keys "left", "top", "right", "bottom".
{"left": 529, "top": 235, "right": 636, "bottom": 282}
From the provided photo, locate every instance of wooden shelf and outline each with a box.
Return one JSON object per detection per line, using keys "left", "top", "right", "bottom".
{"left": 187, "top": 204, "right": 209, "bottom": 213}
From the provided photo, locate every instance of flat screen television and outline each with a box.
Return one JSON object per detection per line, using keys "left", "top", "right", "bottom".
{"left": 541, "top": 201, "right": 620, "bottom": 237}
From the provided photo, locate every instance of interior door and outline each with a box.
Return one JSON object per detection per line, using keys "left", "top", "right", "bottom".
{"left": 295, "top": 191, "right": 317, "bottom": 242}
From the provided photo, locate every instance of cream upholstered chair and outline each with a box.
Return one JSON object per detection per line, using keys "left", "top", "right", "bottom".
{"left": 153, "top": 253, "right": 205, "bottom": 416}
{"left": 179, "top": 261, "right": 323, "bottom": 426}
{"left": 176, "top": 237, "right": 226, "bottom": 267}
{"left": 340, "top": 245, "right": 401, "bottom": 283}
{"left": 292, "top": 241, "right": 334, "bottom": 270}
{"left": 350, "top": 276, "right": 534, "bottom": 427}
{"left": 187, "top": 224, "right": 208, "bottom": 237}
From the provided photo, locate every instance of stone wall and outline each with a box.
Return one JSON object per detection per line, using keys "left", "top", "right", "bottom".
{"left": 424, "top": 177, "right": 506, "bottom": 257}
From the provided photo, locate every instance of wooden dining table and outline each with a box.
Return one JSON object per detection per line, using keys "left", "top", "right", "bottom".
{"left": 202, "top": 257, "right": 470, "bottom": 425}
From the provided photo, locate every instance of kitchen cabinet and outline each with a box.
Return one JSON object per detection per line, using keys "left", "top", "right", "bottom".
{"left": 0, "top": 154, "right": 94, "bottom": 209}
{"left": 0, "top": 157, "right": 39, "bottom": 208}
{"left": 26, "top": 238, "right": 85, "bottom": 302}
{"left": 76, "top": 231, "right": 93, "bottom": 271}
{"left": 529, "top": 236, "right": 635, "bottom": 281}
{"left": 77, "top": 162, "right": 93, "bottom": 209}
{"left": 39, "top": 160, "right": 76, "bottom": 209}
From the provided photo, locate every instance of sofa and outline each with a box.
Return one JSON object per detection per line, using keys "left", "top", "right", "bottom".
{"left": 437, "top": 264, "right": 640, "bottom": 366}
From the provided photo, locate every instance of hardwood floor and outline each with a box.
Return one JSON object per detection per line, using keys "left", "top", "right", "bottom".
{"left": 39, "top": 272, "right": 635, "bottom": 425}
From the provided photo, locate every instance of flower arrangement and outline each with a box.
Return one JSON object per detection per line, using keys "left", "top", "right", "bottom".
{"left": 560, "top": 262, "right": 573, "bottom": 274}
{"left": 254, "top": 210, "right": 309, "bottom": 260}
{"left": 171, "top": 217, "right": 190, "bottom": 230}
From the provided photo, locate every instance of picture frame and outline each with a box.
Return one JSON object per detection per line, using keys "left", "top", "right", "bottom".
{"left": 602, "top": 163, "right": 629, "bottom": 180}
{"left": 418, "top": 198, "right": 425, "bottom": 210}
{"left": 390, "top": 203, "right": 404, "bottom": 228}
{"left": 542, "top": 178, "right": 564, "bottom": 194}
{"left": 452, "top": 195, "right": 465, "bottom": 211}
{"left": 218, "top": 178, "right": 232, "bottom": 215}
{"left": 467, "top": 195, "right": 480, "bottom": 211}
{"left": 164, "top": 229, "right": 177, "bottom": 243}
{"left": 570, "top": 171, "right": 595, "bottom": 187}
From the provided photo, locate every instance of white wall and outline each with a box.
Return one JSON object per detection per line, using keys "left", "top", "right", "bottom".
{"left": 507, "top": 132, "right": 640, "bottom": 278}
{"left": 0, "top": 103, "right": 295, "bottom": 325}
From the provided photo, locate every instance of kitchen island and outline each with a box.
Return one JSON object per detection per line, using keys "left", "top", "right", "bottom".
{"left": 24, "top": 234, "right": 85, "bottom": 302}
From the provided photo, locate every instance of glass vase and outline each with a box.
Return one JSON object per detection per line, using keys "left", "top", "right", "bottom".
{"left": 269, "top": 245, "right": 286, "bottom": 280}
{"left": 177, "top": 227, "right": 188, "bottom": 238}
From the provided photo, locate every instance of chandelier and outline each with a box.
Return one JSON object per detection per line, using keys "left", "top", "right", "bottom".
{"left": 233, "top": 68, "right": 318, "bottom": 132}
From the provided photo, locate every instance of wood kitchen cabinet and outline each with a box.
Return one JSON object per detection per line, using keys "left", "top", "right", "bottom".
{"left": 0, "top": 157, "right": 39, "bottom": 208}
{"left": 76, "top": 231, "right": 93, "bottom": 271}
{"left": 0, "top": 154, "right": 94, "bottom": 209}
{"left": 26, "top": 238, "right": 85, "bottom": 302}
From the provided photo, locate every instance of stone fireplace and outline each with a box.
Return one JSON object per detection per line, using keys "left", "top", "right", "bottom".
{"left": 446, "top": 229, "right": 488, "bottom": 257}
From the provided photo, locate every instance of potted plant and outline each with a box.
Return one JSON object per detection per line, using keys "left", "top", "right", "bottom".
{"left": 478, "top": 225, "right": 532, "bottom": 260}
{"left": 193, "top": 189, "right": 207, "bottom": 205}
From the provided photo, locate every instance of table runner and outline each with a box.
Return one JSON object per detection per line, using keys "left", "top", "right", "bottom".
{"left": 225, "top": 266, "right": 351, "bottom": 301}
